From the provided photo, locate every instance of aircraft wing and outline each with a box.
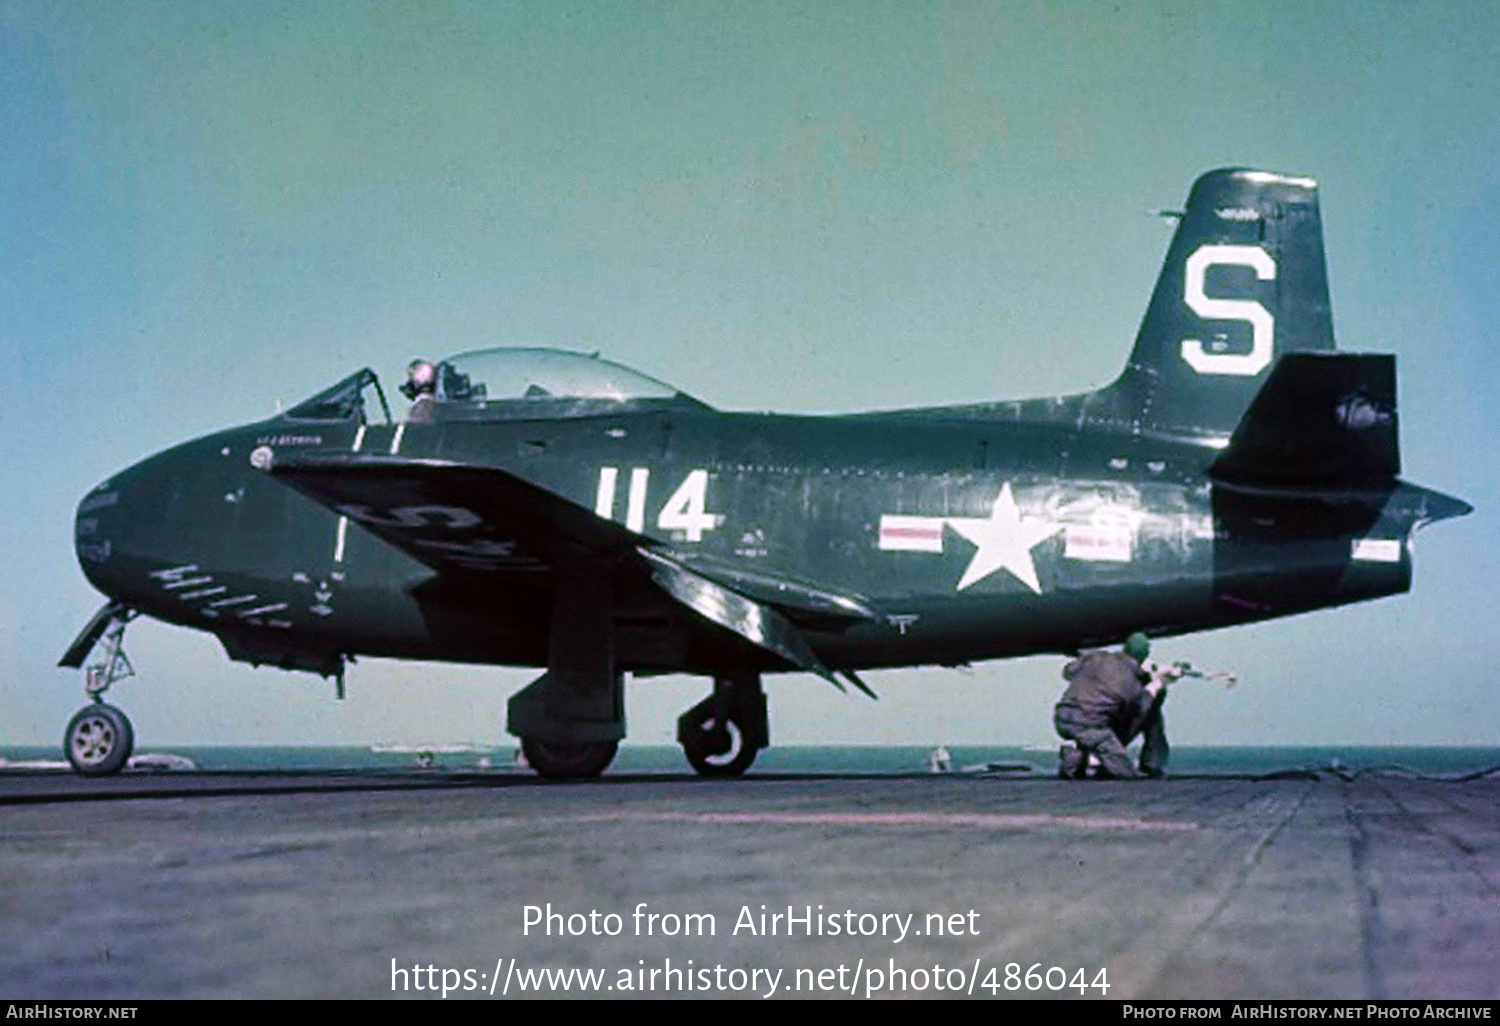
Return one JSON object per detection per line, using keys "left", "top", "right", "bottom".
{"left": 651, "top": 552, "right": 880, "bottom": 628}
{"left": 269, "top": 454, "right": 853, "bottom": 681}
{"left": 271, "top": 454, "right": 639, "bottom": 571}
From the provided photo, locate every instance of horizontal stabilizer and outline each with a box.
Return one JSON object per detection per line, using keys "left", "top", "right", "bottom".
{"left": 1210, "top": 353, "right": 1398, "bottom": 487}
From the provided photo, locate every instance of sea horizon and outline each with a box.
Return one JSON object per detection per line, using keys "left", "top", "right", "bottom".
{"left": 5, "top": 743, "right": 1499, "bottom": 778}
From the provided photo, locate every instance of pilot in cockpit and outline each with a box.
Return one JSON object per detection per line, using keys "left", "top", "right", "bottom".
{"left": 401, "top": 359, "right": 439, "bottom": 423}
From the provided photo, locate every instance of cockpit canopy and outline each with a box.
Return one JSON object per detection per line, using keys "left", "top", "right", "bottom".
{"left": 283, "top": 348, "right": 700, "bottom": 423}
{"left": 435, "top": 348, "right": 681, "bottom": 403}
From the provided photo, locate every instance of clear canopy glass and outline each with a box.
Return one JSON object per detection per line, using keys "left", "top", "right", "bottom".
{"left": 434, "top": 348, "right": 681, "bottom": 403}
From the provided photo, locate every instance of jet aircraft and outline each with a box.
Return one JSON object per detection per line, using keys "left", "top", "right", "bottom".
{"left": 60, "top": 168, "right": 1470, "bottom": 778}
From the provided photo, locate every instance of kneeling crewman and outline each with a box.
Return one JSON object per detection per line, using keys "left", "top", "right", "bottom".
{"left": 1054, "top": 632, "right": 1175, "bottom": 779}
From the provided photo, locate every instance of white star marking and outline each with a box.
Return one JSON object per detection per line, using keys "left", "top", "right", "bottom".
{"left": 945, "top": 482, "right": 1064, "bottom": 593}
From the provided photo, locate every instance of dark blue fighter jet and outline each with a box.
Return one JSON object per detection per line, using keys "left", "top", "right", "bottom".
{"left": 59, "top": 168, "right": 1471, "bottom": 778}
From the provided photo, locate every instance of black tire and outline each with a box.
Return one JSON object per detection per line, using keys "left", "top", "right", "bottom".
{"left": 64, "top": 703, "right": 134, "bottom": 777}
{"left": 520, "top": 738, "right": 617, "bottom": 779}
{"left": 682, "top": 709, "right": 758, "bottom": 778}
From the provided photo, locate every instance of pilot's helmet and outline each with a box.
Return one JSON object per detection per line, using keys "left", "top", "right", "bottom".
{"left": 401, "top": 359, "right": 438, "bottom": 400}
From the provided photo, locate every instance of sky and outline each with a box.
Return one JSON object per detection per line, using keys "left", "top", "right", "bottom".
{"left": 2, "top": 0, "right": 1495, "bottom": 751}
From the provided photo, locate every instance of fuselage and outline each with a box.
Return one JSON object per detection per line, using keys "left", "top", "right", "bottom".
{"left": 74, "top": 391, "right": 1425, "bottom": 679}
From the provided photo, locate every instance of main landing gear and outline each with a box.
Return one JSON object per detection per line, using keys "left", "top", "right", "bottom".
{"left": 519, "top": 738, "right": 619, "bottom": 779}
{"left": 507, "top": 667, "right": 770, "bottom": 780}
{"left": 506, "top": 569, "right": 776, "bottom": 780}
{"left": 64, "top": 611, "right": 138, "bottom": 777}
{"left": 678, "top": 673, "right": 769, "bottom": 778}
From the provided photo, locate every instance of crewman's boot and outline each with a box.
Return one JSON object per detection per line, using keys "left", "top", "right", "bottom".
{"left": 1058, "top": 743, "right": 1085, "bottom": 779}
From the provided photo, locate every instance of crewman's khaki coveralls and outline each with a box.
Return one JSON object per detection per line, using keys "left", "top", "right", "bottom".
{"left": 1053, "top": 650, "right": 1168, "bottom": 779}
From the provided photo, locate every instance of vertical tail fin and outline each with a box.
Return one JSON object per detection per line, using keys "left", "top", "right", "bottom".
{"left": 1094, "top": 168, "right": 1336, "bottom": 442}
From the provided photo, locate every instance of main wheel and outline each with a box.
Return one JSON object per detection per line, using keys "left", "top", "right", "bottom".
{"left": 64, "top": 703, "right": 134, "bottom": 777}
{"left": 520, "top": 738, "right": 617, "bottom": 779}
{"left": 681, "top": 709, "right": 759, "bottom": 778}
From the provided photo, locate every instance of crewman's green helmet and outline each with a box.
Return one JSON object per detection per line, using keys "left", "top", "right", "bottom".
{"left": 1124, "top": 632, "right": 1151, "bottom": 662}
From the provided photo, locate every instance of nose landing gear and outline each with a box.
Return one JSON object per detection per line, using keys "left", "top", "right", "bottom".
{"left": 62, "top": 610, "right": 138, "bottom": 777}
{"left": 65, "top": 703, "right": 134, "bottom": 777}
{"left": 678, "top": 672, "right": 768, "bottom": 777}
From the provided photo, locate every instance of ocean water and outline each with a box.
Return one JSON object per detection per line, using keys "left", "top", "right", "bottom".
{"left": 4, "top": 743, "right": 1499, "bottom": 778}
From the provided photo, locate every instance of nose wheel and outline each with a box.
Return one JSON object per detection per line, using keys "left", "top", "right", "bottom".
{"left": 64, "top": 703, "right": 134, "bottom": 777}
{"left": 60, "top": 609, "right": 138, "bottom": 777}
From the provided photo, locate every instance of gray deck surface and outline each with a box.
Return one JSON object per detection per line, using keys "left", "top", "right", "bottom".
{"left": 2, "top": 771, "right": 1496, "bottom": 999}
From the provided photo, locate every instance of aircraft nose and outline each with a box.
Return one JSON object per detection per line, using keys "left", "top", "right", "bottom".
{"left": 72, "top": 451, "right": 180, "bottom": 605}
{"left": 74, "top": 479, "right": 124, "bottom": 568}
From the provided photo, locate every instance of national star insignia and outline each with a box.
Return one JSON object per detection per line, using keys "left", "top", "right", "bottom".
{"left": 945, "top": 482, "right": 1063, "bottom": 593}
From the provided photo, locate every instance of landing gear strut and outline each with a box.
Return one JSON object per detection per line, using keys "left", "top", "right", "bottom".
{"left": 506, "top": 565, "right": 625, "bottom": 779}
{"left": 678, "top": 673, "right": 768, "bottom": 778}
{"left": 64, "top": 611, "right": 137, "bottom": 777}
